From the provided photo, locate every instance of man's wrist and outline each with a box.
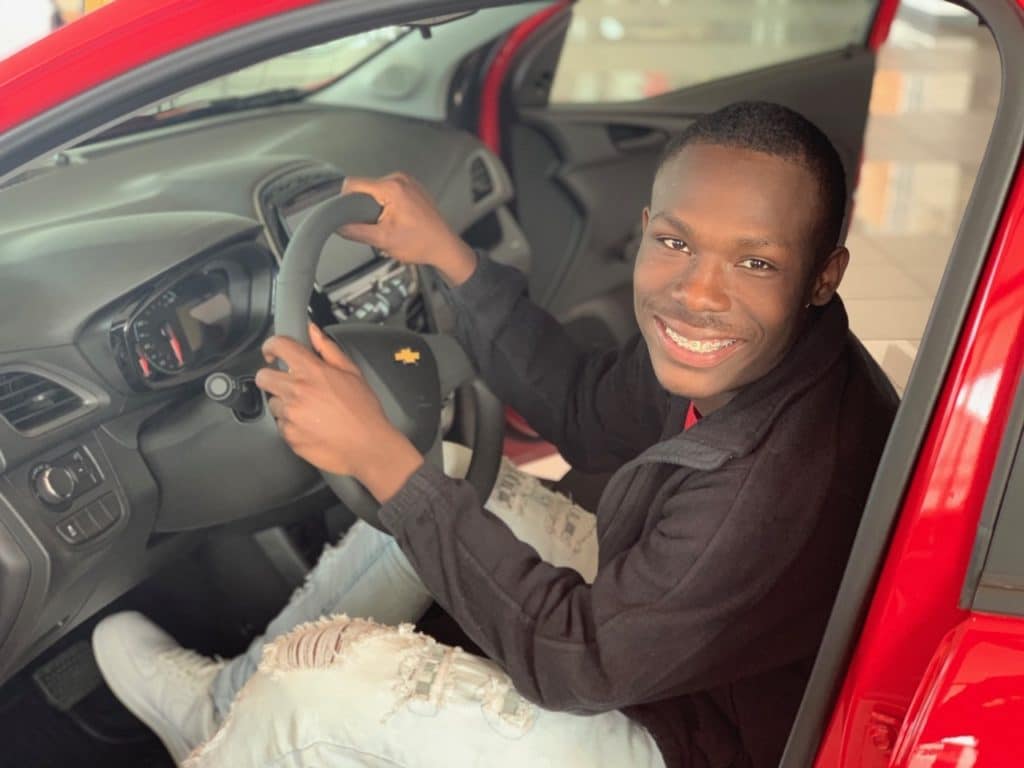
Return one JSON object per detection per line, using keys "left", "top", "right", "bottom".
{"left": 435, "top": 241, "right": 478, "bottom": 287}
{"left": 355, "top": 430, "right": 424, "bottom": 504}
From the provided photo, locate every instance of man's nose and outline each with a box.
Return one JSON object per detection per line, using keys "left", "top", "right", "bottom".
{"left": 670, "top": 257, "right": 730, "bottom": 314}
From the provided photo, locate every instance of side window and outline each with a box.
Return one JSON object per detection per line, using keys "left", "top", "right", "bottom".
{"left": 968, "top": 420, "right": 1024, "bottom": 617}
{"left": 549, "top": 0, "right": 879, "bottom": 104}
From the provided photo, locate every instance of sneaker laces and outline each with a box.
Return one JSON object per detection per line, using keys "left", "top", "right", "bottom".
{"left": 157, "top": 647, "right": 223, "bottom": 688}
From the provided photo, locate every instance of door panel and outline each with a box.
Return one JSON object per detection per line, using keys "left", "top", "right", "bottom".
{"left": 500, "top": 2, "right": 881, "bottom": 346}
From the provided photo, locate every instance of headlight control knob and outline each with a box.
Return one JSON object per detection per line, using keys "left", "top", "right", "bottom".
{"left": 34, "top": 465, "right": 77, "bottom": 505}
{"left": 205, "top": 372, "right": 238, "bottom": 404}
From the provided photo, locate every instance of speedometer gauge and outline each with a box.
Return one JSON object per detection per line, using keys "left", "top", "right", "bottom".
{"left": 129, "top": 272, "right": 233, "bottom": 379}
{"left": 132, "top": 291, "right": 187, "bottom": 375}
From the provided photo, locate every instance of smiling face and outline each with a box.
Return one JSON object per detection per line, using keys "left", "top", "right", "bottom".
{"left": 634, "top": 143, "right": 848, "bottom": 414}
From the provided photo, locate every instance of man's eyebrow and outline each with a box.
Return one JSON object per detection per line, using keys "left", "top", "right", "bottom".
{"left": 651, "top": 212, "right": 786, "bottom": 249}
{"left": 649, "top": 212, "right": 693, "bottom": 235}
{"left": 735, "top": 235, "right": 781, "bottom": 249}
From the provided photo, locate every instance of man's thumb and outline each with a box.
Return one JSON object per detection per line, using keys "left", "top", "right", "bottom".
{"left": 337, "top": 221, "right": 381, "bottom": 247}
{"left": 309, "top": 323, "right": 357, "bottom": 372}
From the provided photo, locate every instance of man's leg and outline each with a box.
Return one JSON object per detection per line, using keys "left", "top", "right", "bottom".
{"left": 92, "top": 521, "right": 433, "bottom": 762}
{"left": 211, "top": 448, "right": 592, "bottom": 713}
{"left": 94, "top": 447, "right": 599, "bottom": 762}
{"left": 185, "top": 616, "right": 665, "bottom": 768}
{"left": 481, "top": 454, "right": 598, "bottom": 583}
{"left": 186, "top": 465, "right": 630, "bottom": 767}
{"left": 209, "top": 520, "right": 433, "bottom": 717}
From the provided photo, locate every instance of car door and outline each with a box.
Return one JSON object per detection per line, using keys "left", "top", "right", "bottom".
{"left": 886, "top": 415, "right": 1024, "bottom": 768}
{"left": 772, "top": 0, "right": 1024, "bottom": 763}
{"left": 480, "top": 0, "right": 896, "bottom": 347}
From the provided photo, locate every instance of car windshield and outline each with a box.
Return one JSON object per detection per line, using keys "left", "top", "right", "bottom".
{"left": 135, "top": 26, "right": 406, "bottom": 119}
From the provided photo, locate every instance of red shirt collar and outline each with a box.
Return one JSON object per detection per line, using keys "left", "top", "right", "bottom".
{"left": 684, "top": 402, "right": 702, "bottom": 430}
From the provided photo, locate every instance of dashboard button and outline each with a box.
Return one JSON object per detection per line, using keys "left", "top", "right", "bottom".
{"left": 56, "top": 519, "right": 83, "bottom": 544}
{"left": 75, "top": 510, "right": 101, "bottom": 538}
{"left": 65, "top": 449, "right": 100, "bottom": 491}
{"left": 386, "top": 274, "right": 410, "bottom": 298}
{"left": 98, "top": 493, "right": 123, "bottom": 525}
{"left": 89, "top": 499, "right": 116, "bottom": 528}
{"left": 353, "top": 300, "right": 383, "bottom": 322}
{"left": 376, "top": 283, "right": 402, "bottom": 314}
{"left": 34, "top": 466, "right": 77, "bottom": 506}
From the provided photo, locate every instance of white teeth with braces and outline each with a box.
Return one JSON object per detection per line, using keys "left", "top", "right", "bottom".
{"left": 663, "top": 323, "right": 737, "bottom": 354}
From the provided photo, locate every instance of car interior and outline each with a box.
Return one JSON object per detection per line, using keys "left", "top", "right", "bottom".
{"left": 0, "top": 0, "right": 1014, "bottom": 765}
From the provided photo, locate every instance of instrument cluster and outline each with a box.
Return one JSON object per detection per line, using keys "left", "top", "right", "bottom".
{"left": 107, "top": 242, "right": 274, "bottom": 390}
{"left": 130, "top": 271, "right": 233, "bottom": 378}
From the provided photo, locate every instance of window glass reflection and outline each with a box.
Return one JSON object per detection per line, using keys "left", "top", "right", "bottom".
{"left": 551, "top": 0, "right": 877, "bottom": 104}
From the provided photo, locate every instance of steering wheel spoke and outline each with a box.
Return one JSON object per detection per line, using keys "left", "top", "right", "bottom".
{"left": 422, "top": 333, "right": 475, "bottom": 396}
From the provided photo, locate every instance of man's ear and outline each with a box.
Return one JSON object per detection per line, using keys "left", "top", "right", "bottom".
{"left": 642, "top": 206, "right": 650, "bottom": 231}
{"left": 809, "top": 246, "right": 849, "bottom": 306}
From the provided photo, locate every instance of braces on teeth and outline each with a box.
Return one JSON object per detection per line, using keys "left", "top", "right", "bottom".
{"left": 663, "top": 324, "right": 736, "bottom": 353}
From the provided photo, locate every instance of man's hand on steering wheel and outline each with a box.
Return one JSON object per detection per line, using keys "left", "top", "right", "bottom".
{"left": 264, "top": 172, "right": 505, "bottom": 529}
{"left": 339, "top": 173, "right": 479, "bottom": 286}
{"left": 255, "top": 322, "right": 423, "bottom": 503}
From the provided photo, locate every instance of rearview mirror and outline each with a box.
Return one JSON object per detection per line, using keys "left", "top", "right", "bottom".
{"left": 405, "top": 12, "right": 477, "bottom": 38}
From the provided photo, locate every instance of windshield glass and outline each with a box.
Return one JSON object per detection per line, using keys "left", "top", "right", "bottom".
{"left": 138, "top": 26, "right": 406, "bottom": 117}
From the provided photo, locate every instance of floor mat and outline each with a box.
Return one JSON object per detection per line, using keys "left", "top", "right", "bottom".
{"left": 0, "top": 665, "right": 173, "bottom": 768}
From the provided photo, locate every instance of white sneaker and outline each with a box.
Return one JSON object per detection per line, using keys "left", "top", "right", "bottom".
{"left": 92, "top": 611, "right": 225, "bottom": 763}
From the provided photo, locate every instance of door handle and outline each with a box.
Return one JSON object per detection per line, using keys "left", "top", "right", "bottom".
{"left": 608, "top": 125, "right": 668, "bottom": 152}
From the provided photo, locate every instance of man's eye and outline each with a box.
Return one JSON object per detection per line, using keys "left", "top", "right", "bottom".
{"left": 738, "top": 257, "right": 776, "bottom": 271}
{"left": 657, "top": 237, "right": 690, "bottom": 253}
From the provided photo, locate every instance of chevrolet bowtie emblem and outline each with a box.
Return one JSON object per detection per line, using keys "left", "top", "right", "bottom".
{"left": 394, "top": 347, "right": 421, "bottom": 366}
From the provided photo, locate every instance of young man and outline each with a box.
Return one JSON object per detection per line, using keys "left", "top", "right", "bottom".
{"left": 93, "top": 102, "right": 898, "bottom": 767}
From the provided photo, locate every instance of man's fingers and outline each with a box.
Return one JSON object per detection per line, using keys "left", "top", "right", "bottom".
{"left": 341, "top": 173, "right": 406, "bottom": 199}
{"left": 338, "top": 177, "right": 390, "bottom": 246}
{"left": 340, "top": 175, "right": 384, "bottom": 198}
{"left": 340, "top": 176, "right": 389, "bottom": 218}
{"left": 254, "top": 367, "right": 292, "bottom": 397}
{"left": 336, "top": 221, "right": 384, "bottom": 248}
{"left": 308, "top": 323, "right": 359, "bottom": 374}
{"left": 261, "top": 334, "right": 320, "bottom": 373}
{"left": 266, "top": 395, "right": 286, "bottom": 421}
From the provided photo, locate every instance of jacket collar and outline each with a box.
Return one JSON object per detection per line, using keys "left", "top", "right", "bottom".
{"left": 636, "top": 296, "right": 850, "bottom": 470}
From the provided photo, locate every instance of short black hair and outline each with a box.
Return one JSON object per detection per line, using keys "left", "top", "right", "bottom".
{"left": 659, "top": 101, "right": 847, "bottom": 260}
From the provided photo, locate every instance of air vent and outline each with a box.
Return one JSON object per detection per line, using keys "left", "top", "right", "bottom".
{"left": 0, "top": 371, "right": 86, "bottom": 434}
{"left": 470, "top": 157, "right": 494, "bottom": 202}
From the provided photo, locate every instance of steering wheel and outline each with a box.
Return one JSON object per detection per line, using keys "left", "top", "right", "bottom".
{"left": 273, "top": 192, "right": 504, "bottom": 530}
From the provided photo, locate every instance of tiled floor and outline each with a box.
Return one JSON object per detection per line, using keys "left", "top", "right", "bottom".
{"left": 843, "top": 7, "right": 999, "bottom": 393}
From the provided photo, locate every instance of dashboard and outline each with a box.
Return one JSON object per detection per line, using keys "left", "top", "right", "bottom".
{"left": 0, "top": 103, "right": 531, "bottom": 685}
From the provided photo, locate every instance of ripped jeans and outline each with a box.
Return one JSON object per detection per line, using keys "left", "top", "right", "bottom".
{"left": 191, "top": 448, "right": 666, "bottom": 767}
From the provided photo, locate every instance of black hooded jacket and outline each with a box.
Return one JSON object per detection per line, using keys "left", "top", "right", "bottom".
{"left": 380, "top": 255, "right": 898, "bottom": 767}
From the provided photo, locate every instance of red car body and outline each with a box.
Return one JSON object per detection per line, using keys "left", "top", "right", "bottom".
{"left": 2, "top": 1, "right": 1022, "bottom": 766}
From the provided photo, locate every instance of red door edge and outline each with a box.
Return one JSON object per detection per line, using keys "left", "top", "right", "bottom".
{"left": 815, "top": 161, "right": 1024, "bottom": 766}
{"left": 477, "top": 0, "right": 570, "bottom": 154}
{"left": 477, "top": 1, "right": 570, "bottom": 465}
{"left": 868, "top": 0, "right": 900, "bottom": 50}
